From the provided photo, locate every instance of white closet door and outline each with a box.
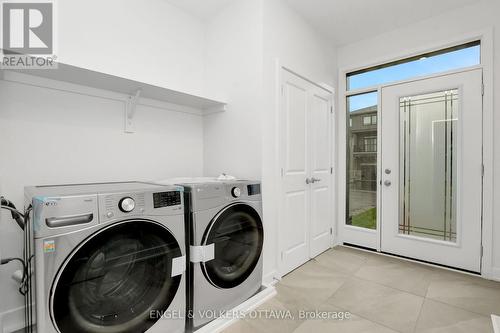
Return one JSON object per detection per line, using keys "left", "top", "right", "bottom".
{"left": 280, "top": 70, "right": 310, "bottom": 274}
{"left": 309, "top": 86, "right": 333, "bottom": 258}
{"left": 280, "top": 69, "right": 333, "bottom": 275}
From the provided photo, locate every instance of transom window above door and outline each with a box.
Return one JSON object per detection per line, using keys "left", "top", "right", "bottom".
{"left": 347, "top": 41, "right": 480, "bottom": 91}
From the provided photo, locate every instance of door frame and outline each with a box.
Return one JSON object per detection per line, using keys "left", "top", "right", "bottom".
{"left": 336, "top": 29, "right": 495, "bottom": 280}
{"left": 276, "top": 61, "right": 335, "bottom": 277}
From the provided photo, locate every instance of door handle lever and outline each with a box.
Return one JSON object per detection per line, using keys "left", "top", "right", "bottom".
{"left": 306, "top": 177, "right": 321, "bottom": 184}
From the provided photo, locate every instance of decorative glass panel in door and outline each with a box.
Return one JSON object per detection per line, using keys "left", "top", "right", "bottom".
{"left": 399, "top": 90, "right": 458, "bottom": 242}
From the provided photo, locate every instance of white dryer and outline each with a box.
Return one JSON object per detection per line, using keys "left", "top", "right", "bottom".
{"left": 25, "top": 182, "right": 186, "bottom": 333}
{"left": 177, "top": 179, "right": 264, "bottom": 331}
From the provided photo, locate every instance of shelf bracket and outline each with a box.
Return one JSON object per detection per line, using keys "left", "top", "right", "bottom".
{"left": 124, "top": 89, "right": 142, "bottom": 133}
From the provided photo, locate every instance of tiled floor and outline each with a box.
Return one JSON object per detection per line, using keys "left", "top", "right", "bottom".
{"left": 224, "top": 246, "right": 499, "bottom": 333}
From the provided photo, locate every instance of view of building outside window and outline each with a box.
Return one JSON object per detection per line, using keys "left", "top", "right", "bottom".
{"left": 346, "top": 93, "right": 377, "bottom": 229}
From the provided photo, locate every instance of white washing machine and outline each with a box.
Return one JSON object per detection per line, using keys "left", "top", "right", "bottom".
{"left": 172, "top": 179, "right": 264, "bottom": 331}
{"left": 25, "top": 182, "right": 186, "bottom": 333}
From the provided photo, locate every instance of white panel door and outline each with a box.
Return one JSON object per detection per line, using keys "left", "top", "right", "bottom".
{"left": 381, "top": 69, "right": 483, "bottom": 272}
{"left": 280, "top": 69, "right": 333, "bottom": 275}
{"left": 309, "top": 87, "right": 333, "bottom": 258}
{"left": 281, "top": 71, "right": 309, "bottom": 274}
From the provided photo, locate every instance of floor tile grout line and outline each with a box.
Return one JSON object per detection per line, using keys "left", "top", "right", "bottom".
{"left": 411, "top": 297, "right": 426, "bottom": 333}
{"left": 317, "top": 298, "right": 404, "bottom": 333}
{"left": 326, "top": 297, "right": 418, "bottom": 333}
{"left": 306, "top": 249, "right": 426, "bottom": 332}
{"left": 312, "top": 256, "right": 368, "bottom": 278}
{"left": 350, "top": 255, "right": 370, "bottom": 277}
{"left": 348, "top": 273, "right": 429, "bottom": 299}
{"left": 325, "top": 276, "right": 424, "bottom": 333}
{"left": 424, "top": 296, "right": 497, "bottom": 318}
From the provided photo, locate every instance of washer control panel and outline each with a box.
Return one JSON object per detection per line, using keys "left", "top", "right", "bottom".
{"left": 99, "top": 189, "right": 183, "bottom": 221}
{"left": 153, "top": 191, "right": 182, "bottom": 208}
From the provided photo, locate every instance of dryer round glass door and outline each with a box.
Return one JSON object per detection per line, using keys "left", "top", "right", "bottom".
{"left": 51, "top": 220, "right": 182, "bottom": 333}
{"left": 202, "top": 203, "right": 264, "bottom": 289}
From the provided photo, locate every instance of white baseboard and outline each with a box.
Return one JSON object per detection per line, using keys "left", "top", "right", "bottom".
{"left": 492, "top": 315, "right": 500, "bottom": 333}
{"left": 1, "top": 306, "right": 24, "bottom": 333}
{"left": 263, "top": 270, "right": 279, "bottom": 286}
{"left": 486, "top": 267, "right": 500, "bottom": 282}
{"left": 195, "top": 285, "right": 277, "bottom": 333}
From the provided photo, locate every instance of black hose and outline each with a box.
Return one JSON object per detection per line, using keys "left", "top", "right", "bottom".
{"left": 0, "top": 257, "right": 28, "bottom": 295}
{"left": 1, "top": 197, "right": 25, "bottom": 230}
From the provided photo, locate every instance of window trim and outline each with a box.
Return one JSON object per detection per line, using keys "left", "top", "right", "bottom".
{"left": 346, "top": 40, "right": 480, "bottom": 91}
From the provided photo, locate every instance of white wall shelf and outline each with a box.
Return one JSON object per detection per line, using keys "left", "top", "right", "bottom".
{"left": 0, "top": 63, "right": 227, "bottom": 132}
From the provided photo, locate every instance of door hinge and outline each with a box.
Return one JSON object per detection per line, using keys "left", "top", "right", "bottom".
{"left": 330, "top": 106, "right": 333, "bottom": 114}
{"left": 330, "top": 227, "right": 333, "bottom": 235}
{"left": 281, "top": 85, "right": 285, "bottom": 96}
{"left": 330, "top": 167, "right": 333, "bottom": 174}
{"left": 482, "top": 164, "right": 485, "bottom": 177}
{"left": 281, "top": 168, "right": 284, "bottom": 177}
{"left": 480, "top": 245, "right": 483, "bottom": 257}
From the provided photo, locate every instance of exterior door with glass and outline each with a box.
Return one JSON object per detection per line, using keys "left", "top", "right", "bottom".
{"left": 380, "top": 69, "right": 483, "bottom": 272}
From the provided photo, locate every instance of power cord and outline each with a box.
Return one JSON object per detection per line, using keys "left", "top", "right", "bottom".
{"left": 0, "top": 197, "right": 30, "bottom": 296}
{"left": 1, "top": 196, "right": 25, "bottom": 230}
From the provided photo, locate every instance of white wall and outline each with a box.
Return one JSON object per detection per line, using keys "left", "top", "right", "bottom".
{"left": 203, "top": 0, "right": 264, "bottom": 178}
{"left": 58, "top": 0, "right": 206, "bottom": 96}
{"left": 0, "top": 1, "right": 208, "bottom": 331}
{"left": 261, "top": 0, "right": 336, "bottom": 281}
{"left": 337, "top": 0, "right": 500, "bottom": 279}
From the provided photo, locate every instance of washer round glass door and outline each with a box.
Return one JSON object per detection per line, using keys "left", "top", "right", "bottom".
{"left": 52, "top": 220, "right": 182, "bottom": 333}
{"left": 202, "top": 203, "right": 263, "bottom": 289}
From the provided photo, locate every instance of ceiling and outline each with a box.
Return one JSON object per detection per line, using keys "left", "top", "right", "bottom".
{"left": 284, "top": 0, "right": 483, "bottom": 46}
{"left": 166, "top": 0, "right": 234, "bottom": 21}
{"left": 167, "top": 0, "right": 483, "bottom": 45}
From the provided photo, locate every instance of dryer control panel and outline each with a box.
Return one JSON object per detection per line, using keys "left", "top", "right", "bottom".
{"left": 99, "top": 188, "right": 183, "bottom": 222}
